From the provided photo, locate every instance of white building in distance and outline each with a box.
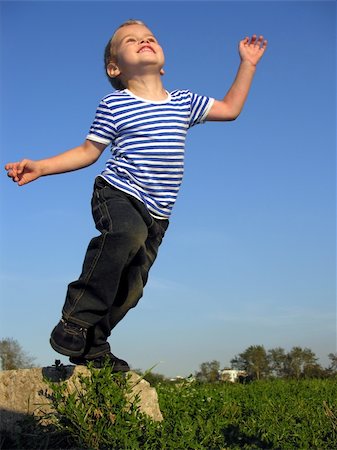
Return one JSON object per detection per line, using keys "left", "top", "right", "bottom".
{"left": 219, "top": 369, "right": 247, "bottom": 383}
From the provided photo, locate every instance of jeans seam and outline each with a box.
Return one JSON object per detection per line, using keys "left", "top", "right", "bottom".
{"left": 101, "top": 199, "right": 113, "bottom": 232}
{"left": 65, "top": 232, "right": 108, "bottom": 323}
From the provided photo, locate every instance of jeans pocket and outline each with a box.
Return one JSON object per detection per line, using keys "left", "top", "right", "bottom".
{"left": 91, "top": 185, "right": 113, "bottom": 233}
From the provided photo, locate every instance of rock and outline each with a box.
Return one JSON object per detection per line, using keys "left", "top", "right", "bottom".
{"left": 0, "top": 366, "right": 163, "bottom": 432}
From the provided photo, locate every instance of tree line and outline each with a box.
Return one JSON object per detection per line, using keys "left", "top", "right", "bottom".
{"left": 1, "top": 338, "right": 336, "bottom": 384}
{"left": 195, "top": 345, "right": 337, "bottom": 382}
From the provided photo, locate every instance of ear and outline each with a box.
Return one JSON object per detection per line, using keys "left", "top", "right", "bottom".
{"left": 107, "top": 62, "right": 121, "bottom": 78}
{"left": 160, "top": 68, "right": 165, "bottom": 76}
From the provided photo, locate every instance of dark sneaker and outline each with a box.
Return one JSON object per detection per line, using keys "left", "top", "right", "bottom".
{"left": 69, "top": 352, "right": 130, "bottom": 372}
{"left": 50, "top": 319, "right": 87, "bottom": 357}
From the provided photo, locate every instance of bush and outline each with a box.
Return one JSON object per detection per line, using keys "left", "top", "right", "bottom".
{"left": 40, "top": 362, "right": 159, "bottom": 449}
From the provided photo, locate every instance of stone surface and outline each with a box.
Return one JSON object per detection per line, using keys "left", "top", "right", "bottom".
{"left": 0, "top": 366, "right": 163, "bottom": 431}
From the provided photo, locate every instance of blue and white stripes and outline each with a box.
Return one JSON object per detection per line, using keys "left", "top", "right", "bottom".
{"left": 87, "top": 89, "right": 214, "bottom": 218}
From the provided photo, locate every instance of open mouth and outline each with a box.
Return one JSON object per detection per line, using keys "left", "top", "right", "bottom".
{"left": 138, "top": 46, "right": 155, "bottom": 53}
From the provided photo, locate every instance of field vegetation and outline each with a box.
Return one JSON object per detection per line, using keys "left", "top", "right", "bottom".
{"left": 1, "top": 356, "right": 336, "bottom": 450}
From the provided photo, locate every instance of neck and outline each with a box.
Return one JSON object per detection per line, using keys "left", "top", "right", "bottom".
{"left": 126, "top": 75, "right": 167, "bottom": 101}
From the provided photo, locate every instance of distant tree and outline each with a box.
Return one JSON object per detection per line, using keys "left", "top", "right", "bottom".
{"left": 0, "top": 338, "right": 36, "bottom": 370}
{"left": 230, "top": 355, "right": 243, "bottom": 371}
{"left": 302, "top": 363, "right": 327, "bottom": 379}
{"left": 231, "top": 345, "right": 270, "bottom": 380}
{"left": 231, "top": 345, "right": 327, "bottom": 380}
{"left": 142, "top": 371, "right": 167, "bottom": 386}
{"left": 284, "top": 346, "right": 318, "bottom": 379}
{"left": 268, "top": 347, "right": 287, "bottom": 378}
{"left": 328, "top": 353, "right": 337, "bottom": 373}
{"left": 195, "top": 360, "right": 220, "bottom": 383}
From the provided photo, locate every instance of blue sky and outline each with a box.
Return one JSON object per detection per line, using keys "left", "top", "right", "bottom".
{"left": 0, "top": 0, "right": 335, "bottom": 377}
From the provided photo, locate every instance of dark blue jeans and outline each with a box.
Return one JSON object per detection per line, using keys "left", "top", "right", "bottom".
{"left": 62, "top": 177, "right": 169, "bottom": 358}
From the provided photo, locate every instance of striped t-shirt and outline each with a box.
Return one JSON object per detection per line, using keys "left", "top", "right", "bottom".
{"left": 87, "top": 89, "right": 214, "bottom": 219}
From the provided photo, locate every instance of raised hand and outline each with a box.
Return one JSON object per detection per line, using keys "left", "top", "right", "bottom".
{"left": 5, "top": 159, "right": 42, "bottom": 186}
{"left": 239, "top": 35, "right": 267, "bottom": 67}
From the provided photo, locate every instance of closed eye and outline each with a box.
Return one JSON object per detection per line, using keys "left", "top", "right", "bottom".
{"left": 121, "top": 34, "right": 158, "bottom": 45}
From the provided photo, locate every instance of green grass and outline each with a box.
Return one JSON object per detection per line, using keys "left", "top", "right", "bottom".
{"left": 1, "top": 364, "right": 336, "bottom": 449}
{"left": 156, "top": 379, "right": 337, "bottom": 449}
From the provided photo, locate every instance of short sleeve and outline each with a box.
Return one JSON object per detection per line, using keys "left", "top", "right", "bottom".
{"left": 189, "top": 93, "right": 214, "bottom": 128}
{"left": 86, "top": 99, "right": 117, "bottom": 145}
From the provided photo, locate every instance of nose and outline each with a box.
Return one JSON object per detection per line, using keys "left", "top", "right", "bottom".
{"left": 139, "top": 38, "right": 150, "bottom": 44}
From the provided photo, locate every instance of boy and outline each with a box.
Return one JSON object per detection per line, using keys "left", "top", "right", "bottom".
{"left": 5, "top": 20, "right": 267, "bottom": 371}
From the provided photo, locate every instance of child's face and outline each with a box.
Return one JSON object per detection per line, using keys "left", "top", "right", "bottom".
{"left": 108, "top": 24, "right": 165, "bottom": 81}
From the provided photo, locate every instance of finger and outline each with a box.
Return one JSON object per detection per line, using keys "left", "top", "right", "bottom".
{"left": 5, "top": 162, "right": 18, "bottom": 171}
{"left": 17, "top": 172, "right": 34, "bottom": 186}
{"left": 240, "top": 37, "right": 250, "bottom": 46}
{"left": 250, "top": 35, "right": 258, "bottom": 45}
{"left": 6, "top": 166, "right": 17, "bottom": 178}
{"left": 5, "top": 162, "right": 23, "bottom": 183}
{"left": 254, "top": 35, "right": 267, "bottom": 50}
{"left": 17, "top": 159, "right": 29, "bottom": 175}
{"left": 257, "top": 35, "right": 266, "bottom": 49}
{"left": 7, "top": 171, "right": 20, "bottom": 183}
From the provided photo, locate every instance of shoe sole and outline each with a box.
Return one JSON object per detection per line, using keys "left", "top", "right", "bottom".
{"left": 69, "top": 357, "right": 130, "bottom": 372}
{"left": 49, "top": 337, "right": 85, "bottom": 357}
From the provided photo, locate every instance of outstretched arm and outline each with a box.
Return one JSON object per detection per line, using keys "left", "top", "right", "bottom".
{"left": 206, "top": 35, "right": 267, "bottom": 121}
{"left": 5, "top": 139, "right": 106, "bottom": 186}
